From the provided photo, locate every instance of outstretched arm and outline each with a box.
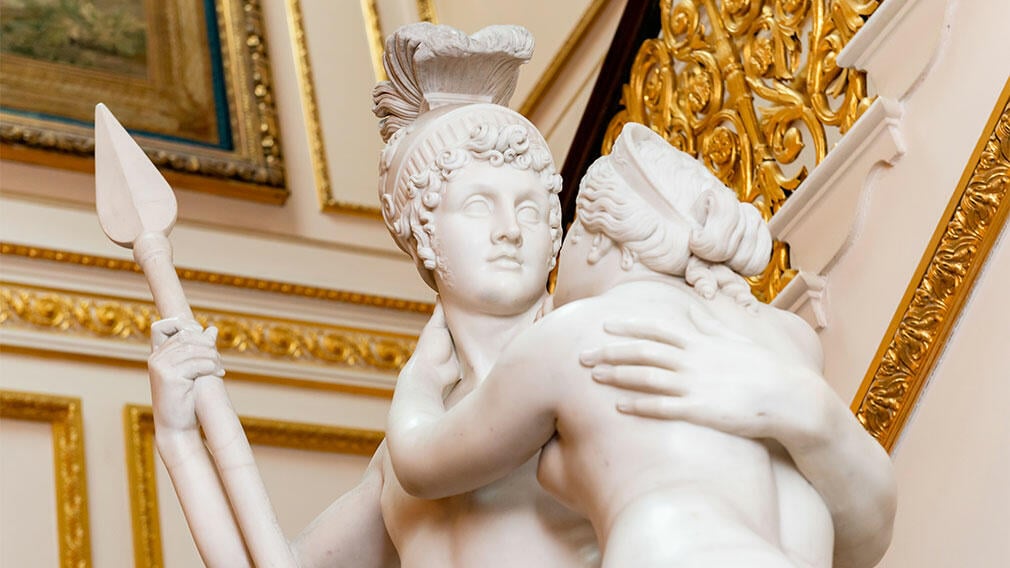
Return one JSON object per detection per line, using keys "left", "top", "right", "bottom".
{"left": 148, "top": 318, "right": 253, "bottom": 566}
{"left": 582, "top": 307, "right": 896, "bottom": 568}
{"left": 385, "top": 307, "right": 559, "bottom": 499}
{"left": 151, "top": 319, "right": 400, "bottom": 568}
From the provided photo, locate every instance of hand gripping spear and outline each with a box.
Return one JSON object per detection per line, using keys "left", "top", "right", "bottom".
{"left": 95, "top": 104, "right": 296, "bottom": 568}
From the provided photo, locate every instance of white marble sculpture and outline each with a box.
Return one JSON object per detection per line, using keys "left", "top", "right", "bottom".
{"left": 385, "top": 121, "right": 897, "bottom": 567}
{"left": 111, "top": 22, "right": 896, "bottom": 568}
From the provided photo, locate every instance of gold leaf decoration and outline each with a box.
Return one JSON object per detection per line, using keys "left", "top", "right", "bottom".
{"left": 124, "top": 405, "right": 382, "bottom": 567}
{"left": 853, "top": 86, "right": 1010, "bottom": 450}
{"left": 1, "top": 284, "right": 416, "bottom": 374}
{"left": 0, "top": 243, "right": 434, "bottom": 314}
{"left": 1, "top": 390, "right": 92, "bottom": 568}
{"left": 602, "top": 0, "right": 881, "bottom": 301}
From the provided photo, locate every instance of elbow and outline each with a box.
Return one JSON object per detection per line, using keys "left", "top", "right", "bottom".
{"left": 836, "top": 455, "right": 899, "bottom": 568}
{"left": 384, "top": 433, "right": 450, "bottom": 500}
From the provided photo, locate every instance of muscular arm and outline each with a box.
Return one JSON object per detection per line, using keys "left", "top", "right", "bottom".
{"left": 776, "top": 313, "right": 897, "bottom": 568}
{"left": 386, "top": 324, "right": 563, "bottom": 500}
{"left": 150, "top": 319, "right": 397, "bottom": 568}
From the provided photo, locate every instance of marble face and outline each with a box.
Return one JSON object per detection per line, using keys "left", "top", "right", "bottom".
{"left": 431, "top": 160, "right": 554, "bottom": 316}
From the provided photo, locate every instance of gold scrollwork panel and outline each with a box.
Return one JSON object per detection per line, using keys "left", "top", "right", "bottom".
{"left": 0, "top": 390, "right": 91, "bottom": 568}
{"left": 0, "top": 243, "right": 434, "bottom": 314}
{"left": 0, "top": 283, "right": 417, "bottom": 376}
{"left": 124, "top": 405, "right": 384, "bottom": 567}
{"left": 602, "top": 0, "right": 881, "bottom": 302}
{"left": 853, "top": 79, "right": 1010, "bottom": 451}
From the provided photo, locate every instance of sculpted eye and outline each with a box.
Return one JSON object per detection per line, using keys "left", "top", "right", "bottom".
{"left": 463, "top": 197, "right": 491, "bottom": 217}
{"left": 516, "top": 203, "right": 541, "bottom": 224}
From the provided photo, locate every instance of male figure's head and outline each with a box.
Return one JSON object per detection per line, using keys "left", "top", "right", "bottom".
{"left": 554, "top": 123, "right": 771, "bottom": 307}
{"left": 374, "top": 24, "right": 562, "bottom": 316}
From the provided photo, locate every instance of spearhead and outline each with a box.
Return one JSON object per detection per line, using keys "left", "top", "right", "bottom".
{"left": 94, "top": 102, "right": 177, "bottom": 249}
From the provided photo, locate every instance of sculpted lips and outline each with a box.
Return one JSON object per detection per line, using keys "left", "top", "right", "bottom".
{"left": 488, "top": 249, "right": 522, "bottom": 269}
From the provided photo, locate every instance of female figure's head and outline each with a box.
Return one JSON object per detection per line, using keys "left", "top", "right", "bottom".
{"left": 374, "top": 24, "right": 561, "bottom": 315}
{"left": 559, "top": 123, "right": 771, "bottom": 307}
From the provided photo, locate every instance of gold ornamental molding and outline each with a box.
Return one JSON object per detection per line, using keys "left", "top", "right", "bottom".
{"left": 853, "top": 78, "right": 1010, "bottom": 452}
{"left": 124, "top": 404, "right": 383, "bottom": 567}
{"left": 1, "top": 0, "right": 287, "bottom": 204}
{"left": 1, "top": 282, "right": 418, "bottom": 377}
{"left": 1, "top": 390, "right": 91, "bottom": 568}
{"left": 603, "top": 0, "right": 881, "bottom": 302}
{"left": 0, "top": 242, "right": 433, "bottom": 314}
{"left": 289, "top": 0, "right": 436, "bottom": 215}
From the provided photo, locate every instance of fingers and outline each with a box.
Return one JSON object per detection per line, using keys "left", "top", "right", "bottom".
{"left": 151, "top": 317, "right": 203, "bottom": 347}
{"left": 151, "top": 339, "right": 225, "bottom": 379}
{"left": 616, "top": 396, "right": 695, "bottom": 420}
{"left": 416, "top": 301, "right": 454, "bottom": 364}
{"left": 592, "top": 365, "right": 686, "bottom": 396}
{"left": 602, "top": 318, "right": 689, "bottom": 348}
{"left": 581, "top": 340, "right": 683, "bottom": 370}
{"left": 175, "top": 357, "right": 226, "bottom": 379}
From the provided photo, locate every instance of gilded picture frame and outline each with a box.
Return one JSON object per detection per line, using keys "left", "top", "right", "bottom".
{"left": 0, "top": 0, "right": 287, "bottom": 204}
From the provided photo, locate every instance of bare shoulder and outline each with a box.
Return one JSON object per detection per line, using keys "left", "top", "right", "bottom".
{"left": 765, "top": 305, "right": 824, "bottom": 372}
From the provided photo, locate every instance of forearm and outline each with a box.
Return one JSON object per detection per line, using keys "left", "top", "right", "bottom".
{"left": 387, "top": 372, "right": 554, "bottom": 499}
{"left": 784, "top": 383, "right": 897, "bottom": 568}
{"left": 386, "top": 379, "right": 479, "bottom": 498}
{"left": 156, "top": 429, "right": 253, "bottom": 567}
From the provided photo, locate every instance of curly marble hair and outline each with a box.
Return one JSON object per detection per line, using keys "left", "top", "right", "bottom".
{"left": 575, "top": 123, "right": 771, "bottom": 307}
{"left": 373, "top": 23, "right": 562, "bottom": 290}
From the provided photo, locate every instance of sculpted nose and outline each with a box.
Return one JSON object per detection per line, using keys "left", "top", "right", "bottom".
{"left": 493, "top": 213, "right": 522, "bottom": 245}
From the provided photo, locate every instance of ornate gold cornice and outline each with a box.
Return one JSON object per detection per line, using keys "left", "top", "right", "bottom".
{"left": 124, "top": 404, "right": 383, "bottom": 567}
{"left": 0, "top": 243, "right": 433, "bottom": 314}
{"left": 853, "top": 78, "right": 1010, "bottom": 451}
{"left": 603, "top": 0, "right": 881, "bottom": 302}
{"left": 1, "top": 283, "right": 417, "bottom": 375}
{"left": 1, "top": 390, "right": 91, "bottom": 568}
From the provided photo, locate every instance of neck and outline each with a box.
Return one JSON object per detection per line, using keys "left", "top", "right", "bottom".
{"left": 555, "top": 258, "right": 688, "bottom": 309}
{"left": 440, "top": 293, "right": 546, "bottom": 383}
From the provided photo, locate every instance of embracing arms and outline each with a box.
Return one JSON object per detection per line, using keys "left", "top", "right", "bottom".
{"left": 581, "top": 306, "right": 896, "bottom": 568}
{"left": 385, "top": 306, "right": 560, "bottom": 499}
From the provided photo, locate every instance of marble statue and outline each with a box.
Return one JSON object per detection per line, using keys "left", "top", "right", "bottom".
{"left": 130, "top": 22, "right": 895, "bottom": 568}
{"left": 385, "top": 121, "right": 894, "bottom": 567}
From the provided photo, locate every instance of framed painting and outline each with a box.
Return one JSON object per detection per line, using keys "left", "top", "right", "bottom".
{"left": 0, "top": 0, "right": 288, "bottom": 204}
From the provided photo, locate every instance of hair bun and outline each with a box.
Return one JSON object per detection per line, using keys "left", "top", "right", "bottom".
{"left": 689, "top": 189, "right": 771, "bottom": 277}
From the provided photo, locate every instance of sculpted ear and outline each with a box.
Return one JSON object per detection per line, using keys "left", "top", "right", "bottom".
{"left": 586, "top": 232, "right": 614, "bottom": 265}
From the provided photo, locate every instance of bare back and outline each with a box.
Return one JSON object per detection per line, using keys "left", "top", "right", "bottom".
{"left": 530, "top": 281, "right": 833, "bottom": 565}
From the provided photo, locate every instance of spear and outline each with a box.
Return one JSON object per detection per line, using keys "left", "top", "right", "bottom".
{"left": 94, "top": 103, "right": 295, "bottom": 568}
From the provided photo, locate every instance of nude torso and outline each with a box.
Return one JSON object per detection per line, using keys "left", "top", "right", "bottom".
{"left": 380, "top": 383, "right": 599, "bottom": 568}
{"left": 534, "top": 281, "right": 834, "bottom": 567}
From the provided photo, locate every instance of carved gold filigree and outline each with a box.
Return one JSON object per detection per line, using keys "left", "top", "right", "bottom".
{"left": 124, "top": 404, "right": 383, "bottom": 567}
{"left": 603, "top": 0, "right": 881, "bottom": 301}
{"left": 0, "top": 243, "right": 433, "bottom": 314}
{"left": 853, "top": 81, "right": 1010, "bottom": 451}
{"left": 1, "top": 390, "right": 92, "bottom": 568}
{"left": 1, "top": 0, "right": 287, "bottom": 203}
{"left": 1, "top": 284, "right": 417, "bottom": 374}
